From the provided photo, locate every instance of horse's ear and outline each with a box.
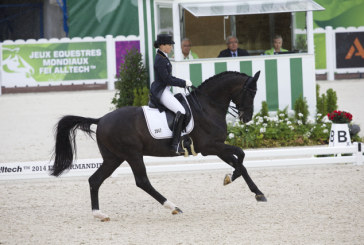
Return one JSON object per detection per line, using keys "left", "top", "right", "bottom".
{"left": 246, "top": 71, "right": 259, "bottom": 90}
{"left": 253, "top": 71, "right": 260, "bottom": 82}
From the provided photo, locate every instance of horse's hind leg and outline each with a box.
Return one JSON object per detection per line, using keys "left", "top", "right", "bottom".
{"left": 89, "top": 156, "right": 122, "bottom": 221}
{"left": 127, "top": 154, "right": 183, "bottom": 215}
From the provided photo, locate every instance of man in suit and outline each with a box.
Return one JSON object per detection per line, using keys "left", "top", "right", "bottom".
{"left": 218, "top": 36, "right": 249, "bottom": 57}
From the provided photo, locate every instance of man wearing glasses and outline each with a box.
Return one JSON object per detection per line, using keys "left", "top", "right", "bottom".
{"left": 218, "top": 36, "right": 249, "bottom": 57}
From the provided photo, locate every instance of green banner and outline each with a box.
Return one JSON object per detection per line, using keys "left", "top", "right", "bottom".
{"left": 314, "top": 0, "right": 364, "bottom": 28}
{"left": 295, "top": 0, "right": 364, "bottom": 29}
{"left": 2, "top": 42, "right": 107, "bottom": 83}
{"left": 67, "top": 0, "right": 139, "bottom": 38}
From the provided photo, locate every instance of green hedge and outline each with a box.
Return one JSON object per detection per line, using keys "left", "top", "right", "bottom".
{"left": 112, "top": 48, "right": 149, "bottom": 108}
{"left": 225, "top": 103, "right": 362, "bottom": 149}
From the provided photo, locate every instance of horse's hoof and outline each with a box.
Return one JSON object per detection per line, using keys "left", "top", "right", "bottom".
{"left": 172, "top": 207, "right": 183, "bottom": 215}
{"left": 93, "top": 210, "right": 110, "bottom": 222}
{"left": 101, "top": 217, "right": 111, "bottom": 222}
{"left": 255, "top": 194, "right": 267, "bottom": 202}
{"left": 223, "top": 174, "right": 232, "bottom": 186}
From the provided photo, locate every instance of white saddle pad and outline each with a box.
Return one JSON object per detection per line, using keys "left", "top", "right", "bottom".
{"left": 142, "top": 106, "right": 194, "bottom": 139}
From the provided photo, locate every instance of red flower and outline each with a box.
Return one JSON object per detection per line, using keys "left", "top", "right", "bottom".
{"left": 327, "top": 110, "right": 353, "bottom": 124}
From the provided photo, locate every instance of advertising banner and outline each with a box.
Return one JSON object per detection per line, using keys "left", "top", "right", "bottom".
{"left": 1, "top": 42, "right": 107, "bottom": 86}
{"left": 67, "top": 0, "right": 139, "bottom": 38}
{"left": 314, "top": 0, "right": 364, "bottom": 29}
{"left": 336, "top": 32, "right": 364, "bottom": 68}
{"left": 0, "top": 159, "right": 103, "bottom": 180}
{"left": 115, "top": 40, "right": 140, "bottom": 76}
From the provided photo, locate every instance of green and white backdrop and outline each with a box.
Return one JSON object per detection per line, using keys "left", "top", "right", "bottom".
{"left": 1, "top": 0, "right": 363, "bottom": 116}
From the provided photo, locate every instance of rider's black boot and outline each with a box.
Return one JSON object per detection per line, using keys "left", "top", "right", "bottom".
{"left": 171, "top": 111, "right": 185, "bottom": 154}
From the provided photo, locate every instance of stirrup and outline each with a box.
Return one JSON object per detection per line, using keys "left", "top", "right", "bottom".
{"left": 171, "top": 143, "right": 184, "bottom": 154}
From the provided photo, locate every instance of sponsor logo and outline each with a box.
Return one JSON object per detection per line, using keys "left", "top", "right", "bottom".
{"left": 345, "top": 37, "right": 364, "bottom": 59}
{"left": 0, "top": 166, "right": 22, "bottom": 173}
{"left": 336, "top": 32, "right": 364, "bottom": 68}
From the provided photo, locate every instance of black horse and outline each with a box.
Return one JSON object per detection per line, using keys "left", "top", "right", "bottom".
{"left": 51, "top": 71, "right": 266, "bottom": 221}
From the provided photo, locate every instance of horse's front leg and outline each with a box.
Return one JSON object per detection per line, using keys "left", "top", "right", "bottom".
{"left": 217, "top": 144, "right": 267, "bottom": 202}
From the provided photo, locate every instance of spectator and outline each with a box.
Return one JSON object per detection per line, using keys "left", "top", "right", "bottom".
{"left": 265, "top": 34, "right": 288, "bottom": 55}
{"left": 218, "top": 36, "right": 249, "bottom": 57}
{"left": 181, "top": 38, "right": 199, "bottom": 60}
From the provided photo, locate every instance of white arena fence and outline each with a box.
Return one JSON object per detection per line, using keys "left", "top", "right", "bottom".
{"left": 0, "top": 143, "right": 362, "bottom": 181}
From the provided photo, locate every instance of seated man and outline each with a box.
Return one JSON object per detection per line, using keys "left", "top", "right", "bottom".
{"left": 218, "top": 36, "right": 249, "bottom": 57}
{"left": 265, "top": 34, "right": 288, "bottom": 55}
{"left": 181, "top": 38, "right": 199, "bottom": 60}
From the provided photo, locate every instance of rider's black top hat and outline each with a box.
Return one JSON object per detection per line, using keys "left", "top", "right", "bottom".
{"left": 154, "top": 34, "right": 175, "bottom": 48}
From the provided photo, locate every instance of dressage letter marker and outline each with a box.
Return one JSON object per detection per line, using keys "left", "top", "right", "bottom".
{"left": 329, "top": 123, "right": 351, "bottom": 147}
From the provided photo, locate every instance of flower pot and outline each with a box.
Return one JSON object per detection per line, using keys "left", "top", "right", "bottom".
{"left": 329, "top": 123, "right": 351, "bottom": 147}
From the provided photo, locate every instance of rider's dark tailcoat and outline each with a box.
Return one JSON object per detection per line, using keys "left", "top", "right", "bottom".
{"left": 150, "top": 49, "right": 186, "bottom": 103}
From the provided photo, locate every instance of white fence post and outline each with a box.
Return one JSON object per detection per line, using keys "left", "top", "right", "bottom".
{"left": 172, "top": 2, "right": 182, "bottom": 61}
{"left": 106, "top": 35, "right": 116, "bottom": 90}
{"left": 325, "top": 26, "right": 335, "bottom": 81}
{"left": 306, "top": 11, "right": 314, "bottom": 55}
{"left": 354, "top": 142, "right": 363, "bottom": 165}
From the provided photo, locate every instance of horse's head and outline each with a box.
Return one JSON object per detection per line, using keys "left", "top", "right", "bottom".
{"left": 234, "top": 71, "right": 260, "bottom": 123}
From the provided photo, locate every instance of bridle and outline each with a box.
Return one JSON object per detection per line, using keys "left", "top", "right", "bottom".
{"left": 229, "top": 77, "right": 257, "bottom": 119}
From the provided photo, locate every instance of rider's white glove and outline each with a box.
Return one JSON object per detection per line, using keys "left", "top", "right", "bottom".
{"left": 185, "top": 79, "right": 193, "bottom": 87}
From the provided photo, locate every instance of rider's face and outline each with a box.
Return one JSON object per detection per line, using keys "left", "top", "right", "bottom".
{"left": 160, "top": 44, "right": 173, "bottom": 54}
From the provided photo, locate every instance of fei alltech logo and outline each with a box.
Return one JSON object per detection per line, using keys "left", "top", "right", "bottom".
{"left": 336, "top": 32, "right": 364, "bottom": 68}
{"left": 0, "top": 166, "right": 22, "bottom": 173}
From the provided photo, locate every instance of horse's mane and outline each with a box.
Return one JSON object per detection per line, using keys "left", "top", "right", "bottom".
{"left": 196, "top": 71, "right": 248, "bottom": 90}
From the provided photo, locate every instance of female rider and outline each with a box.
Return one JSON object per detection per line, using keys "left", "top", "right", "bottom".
{"left": 150, "top": 34, "right": 192, "bottom": 154}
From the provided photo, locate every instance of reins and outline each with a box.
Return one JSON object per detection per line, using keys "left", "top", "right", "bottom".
{"left": 185, "top": 86, "right": 202, "bottom": 111}
{"left": 186, "top": 86, "right": 240, "bottom": 118}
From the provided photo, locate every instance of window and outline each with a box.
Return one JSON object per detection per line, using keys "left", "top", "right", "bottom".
{"left": 156, "top": 4, "right": 173, "bottom": 35}
{"left": 180, "top": 0, "right": 322, "bottom": 58}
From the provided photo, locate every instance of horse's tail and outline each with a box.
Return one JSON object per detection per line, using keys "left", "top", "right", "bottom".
{"left": 51, "top": 115, "right": 99, "bottom": 177}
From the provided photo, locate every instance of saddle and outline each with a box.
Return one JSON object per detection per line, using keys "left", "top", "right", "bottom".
{"left": 142, "top": 93, "right": 196, "bottom": 157}
{"left": 148, "top": 93, "right": 192, "bottom": 131}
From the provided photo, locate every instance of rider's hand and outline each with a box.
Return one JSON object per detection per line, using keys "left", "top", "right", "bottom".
{"left": 185, "top": 79, "right": 193, "bottom": 87}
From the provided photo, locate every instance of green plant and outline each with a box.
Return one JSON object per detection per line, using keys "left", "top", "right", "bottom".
{"left": 326, "top": 88, "right": 338, "bottom": 113}
{"left": 254, "top": 101, "right": 269, "bottom": 118}
{"left": 294, "top": 95, "right": 309, "bottom": 124}
{"left": 226, "top": 101, "right": 337, "bottom": 148}
{"left": 226, "top": 101, "right": 362, "bottom": 149}
{"left": 316, "top": 84, "right": 325, "bottom": 116}
{"left": 112, "top": 48, "right": 149, "bottom": 108}
{"left": 133, "top": 86, "right": 150, "bottom": 106}
{"left": 316, "top": 85, "right": 337, "bottom": 118}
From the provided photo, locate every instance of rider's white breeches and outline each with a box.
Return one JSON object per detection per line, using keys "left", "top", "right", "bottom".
{"left": 160, "top": 86, "right": 186, "bottom": 115}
